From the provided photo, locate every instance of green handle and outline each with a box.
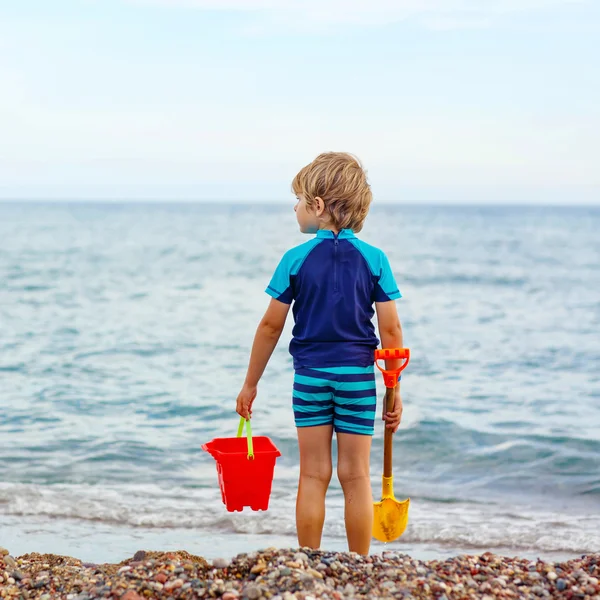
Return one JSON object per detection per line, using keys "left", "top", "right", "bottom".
{"left": 237, "top": 417, "right": 254, "bottom": 459}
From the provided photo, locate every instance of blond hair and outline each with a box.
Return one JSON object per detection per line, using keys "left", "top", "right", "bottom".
{"left": 292, "top": 152, "right": 372, "bottom": 233}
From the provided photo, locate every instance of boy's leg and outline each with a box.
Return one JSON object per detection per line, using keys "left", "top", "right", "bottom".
{"left": 336, "top": 432, "right": 373, "bottom": 555}
{"left": 296, "top": 425, "right": 333, "bottom": 549}
{"left": 329, "top": 365, "right": 377, "bottom": 555}
{"left": 293, "top": 368, "right": 336, "bottom": 549}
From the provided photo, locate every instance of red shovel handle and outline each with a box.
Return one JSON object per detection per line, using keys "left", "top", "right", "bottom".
{"left": 375, "top": 347, "right": 410, "bottom": 388}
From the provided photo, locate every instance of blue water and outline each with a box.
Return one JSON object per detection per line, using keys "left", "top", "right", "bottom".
{"left": 1, "top": 202, "right": 599, "bottom": 562}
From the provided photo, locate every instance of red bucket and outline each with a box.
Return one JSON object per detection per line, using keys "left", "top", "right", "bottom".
{"left": 202, "top": 418, "right": 281, "bottom": 512}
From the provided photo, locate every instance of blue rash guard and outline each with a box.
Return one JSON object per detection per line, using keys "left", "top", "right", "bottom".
{"left": 265, "top": 229, "right": 401, "bottom": 369}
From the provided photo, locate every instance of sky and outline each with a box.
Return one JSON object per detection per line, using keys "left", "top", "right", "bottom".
{"left": 0, "top": 0, "right": 598, "bottom": 204}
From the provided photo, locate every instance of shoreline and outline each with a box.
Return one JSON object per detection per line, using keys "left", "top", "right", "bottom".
{"left": 2, "top": 546, "right": 599, "bottom": 599}
{"left": 1, "top": 514, "right": 587, "bottom": 567}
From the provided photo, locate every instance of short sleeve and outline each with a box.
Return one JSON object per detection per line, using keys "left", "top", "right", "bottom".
{"left": 374, "top": 252, "right": 402, "bottom": 302}
{"left": 265, "top": 254, "right": 294, "bottom": 304}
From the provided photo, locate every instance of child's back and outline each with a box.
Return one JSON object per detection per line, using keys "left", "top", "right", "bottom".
{"left": 236, "top": 152, "right": 404, "bottom": 554}
{"left": 267, "top": 230, "right": 401, "bottom": 369}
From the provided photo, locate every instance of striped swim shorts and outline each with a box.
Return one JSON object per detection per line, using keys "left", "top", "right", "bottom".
{"left": 292, "top": 365, "right": 377, "bottom": 436}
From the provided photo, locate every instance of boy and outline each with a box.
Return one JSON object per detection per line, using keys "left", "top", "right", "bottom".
{"left": 235, "top": 152, "right": 404, "bottom": 555}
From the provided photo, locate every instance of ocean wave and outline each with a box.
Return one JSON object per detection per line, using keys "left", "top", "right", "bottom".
{"left": 1, "top": 483, "right": 598, "bottom": 555}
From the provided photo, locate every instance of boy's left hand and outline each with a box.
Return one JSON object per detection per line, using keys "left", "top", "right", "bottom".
{"left": 236, "top": 383, "right": 257, "bottom": 420}
{"left": 383, "top": 388, "right": 403, "bottom": 433}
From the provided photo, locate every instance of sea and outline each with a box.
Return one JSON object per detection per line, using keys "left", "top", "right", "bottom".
{"left": 0, "top": 201, "right": 599, "bottom": 564}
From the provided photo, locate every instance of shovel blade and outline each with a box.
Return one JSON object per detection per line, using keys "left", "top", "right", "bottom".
{"left": 372, "top": 497, "right": 410, "bottom": 542}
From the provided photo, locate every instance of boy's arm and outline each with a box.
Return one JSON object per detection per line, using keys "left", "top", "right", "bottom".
{"left": 375, "top": 300, "right": 404, "bottom": 433}
{"left": 236, "top": 298, "right": 291, "bottom": 419}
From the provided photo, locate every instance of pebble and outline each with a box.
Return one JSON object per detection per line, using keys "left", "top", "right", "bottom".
{"left": 2, "top": 546, "right": 599, "bottom": 600}
{"left": 557, "top": 578, "right": 568, "bottom": 591}
{"left": 245, "top": 583, "right": 262, "bottom": 599}
{"left": 213, "top": 557, "right": 231, "bottom": 569}
{"left": 251, "top": 561, "right": 267, "bottom": 574}
{"left": 4, "top": 555, "right": 17, "bottom": 568}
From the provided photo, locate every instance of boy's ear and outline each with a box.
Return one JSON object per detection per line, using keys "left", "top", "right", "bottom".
{"left": 314, "top": 196, "right": 325, "bottom": 217}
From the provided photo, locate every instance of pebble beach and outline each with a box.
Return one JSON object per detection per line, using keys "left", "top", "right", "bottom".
{"left": 2, "top": 546, "right": 599, "bottom": 600}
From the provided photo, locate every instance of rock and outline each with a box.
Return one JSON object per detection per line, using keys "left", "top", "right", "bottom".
{"left": 251, "top": 561, "right": 266, "bottom": 574}
{"left": 557, "top": 578, "right": 568, "bottom": 591}
{"left": 118, "top": 566, "right": 132, "bottom": 573}
{"left": 210, "top": 582, "right": 226, "bottom": 596}
{"left": 245, "top": 583, "right": 262, "bottom": 599}
{"left": 213, "top": 557, "right": 231, "bottom": 569}
{"left": 306, "top": 568, "right": 323, "bottom": 579}
{"left": 122, "top": 592, "right": 143, "bottom": 600}
{"left": 4, "top": 555, "right": 17, "bottom": 568}
{"left": 344, "top": 582, "right": 355, "bottom": 596}
{"left": 531, "top": 586, "right": 546, "bottom": 596}
{"left": 222, "top": 592, "right": 240, "bottom": 600}
{"left": 547, "top": 571, "right": 557, "bottom": 581}
{"left": 154, "top": 572, "right": 168, "bottom": 584}
{"left": 164, "top": 578, "right": 184, "bottom": 591}
{"left": 133, "top": 550, "right": 146, "bottom": 562}
{"left": 294, "top": 552, "right": 309, "bottom": 564}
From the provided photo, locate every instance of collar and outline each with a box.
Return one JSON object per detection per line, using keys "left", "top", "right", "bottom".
{"left": 316, "top": 229, "right": 356, "bottom": 240}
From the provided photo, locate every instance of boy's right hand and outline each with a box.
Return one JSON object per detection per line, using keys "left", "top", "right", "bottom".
{"left": 236, "top": 383, "right": 257, "bottom": 420}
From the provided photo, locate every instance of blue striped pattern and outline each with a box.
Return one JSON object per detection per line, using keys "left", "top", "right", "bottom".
{"left": 292, "top": 366, "right": 377, "bottom": 435}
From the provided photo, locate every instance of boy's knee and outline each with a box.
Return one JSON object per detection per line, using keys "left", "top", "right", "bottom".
{"left": 301, "top": 462, "right": 332, "bottom": 485}
{"left": 337, "top": 462, "right": 370, "bottom": 486}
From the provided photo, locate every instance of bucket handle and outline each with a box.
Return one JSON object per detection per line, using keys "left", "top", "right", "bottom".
{"left": 237, "top": 417, "right": 254, "bottom": 460}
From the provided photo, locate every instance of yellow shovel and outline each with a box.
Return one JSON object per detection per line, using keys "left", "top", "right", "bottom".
{"left": 372, "top": 347, "right": 411, "bottom": 543}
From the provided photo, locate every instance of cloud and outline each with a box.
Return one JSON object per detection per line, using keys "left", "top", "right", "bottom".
{"left": 127, "top": 0, "right": 587, "bottom": 29}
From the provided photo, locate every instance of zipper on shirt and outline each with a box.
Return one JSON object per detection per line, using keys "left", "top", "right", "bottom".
{"left": 333, "top": 233, "right": 339, "bottom": 292}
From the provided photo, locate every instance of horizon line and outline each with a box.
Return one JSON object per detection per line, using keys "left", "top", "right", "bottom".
{"left": 0, "top": 198, "right": 598, "bottom": 209}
